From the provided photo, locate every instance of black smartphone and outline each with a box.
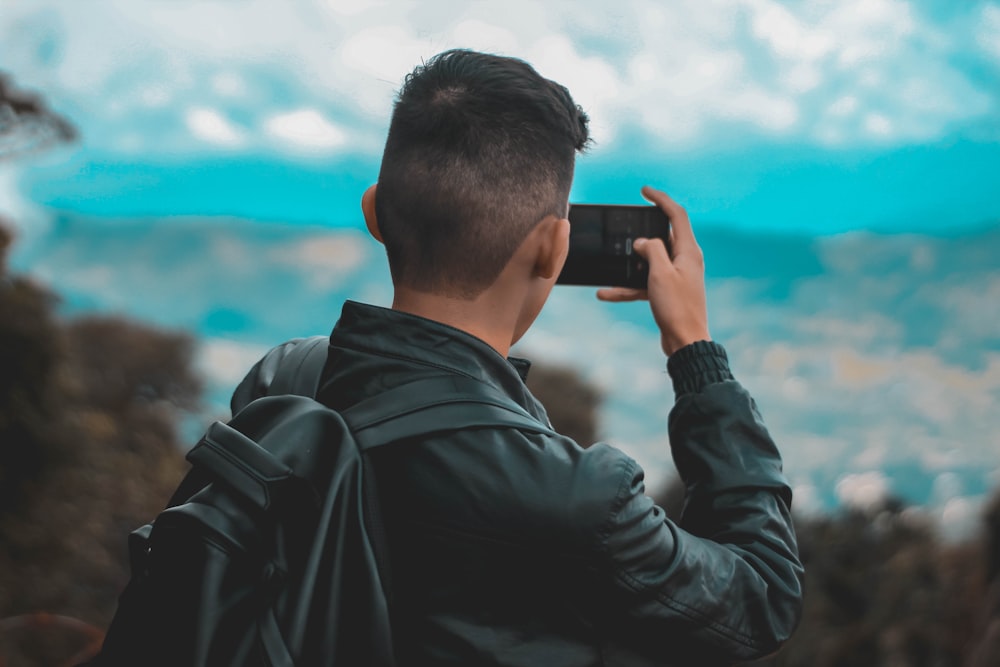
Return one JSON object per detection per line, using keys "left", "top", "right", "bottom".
{"left": 557, "top": 204, "right": 671, "bottom": 288}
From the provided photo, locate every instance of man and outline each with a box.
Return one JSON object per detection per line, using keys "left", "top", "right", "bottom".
{"left": 234, "top": 49, "right": 803, "bottom": 666}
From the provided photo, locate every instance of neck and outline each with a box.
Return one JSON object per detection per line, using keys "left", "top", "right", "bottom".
{"left": 391, "top": 286, "right": 520, "bottom": 358}
{"left": 386, "top": 227, "right": 556, "bottom": 358}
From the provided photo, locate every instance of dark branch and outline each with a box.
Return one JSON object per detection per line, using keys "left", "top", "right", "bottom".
{"left": 0, "top": 72, "right": 76, "bottom": 160}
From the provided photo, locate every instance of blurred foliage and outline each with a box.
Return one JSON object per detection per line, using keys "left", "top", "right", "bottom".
{"left": 0, "top": 225, "right": 197, "bottom": 666}
{"left": 0, "top": 225, "right": 64, "bottom": 511}
{"left": 526, "top": 362, "right": 602, "bottom": 447}
{"left": 745, "top": 500, "right": 997, "bottom": 667}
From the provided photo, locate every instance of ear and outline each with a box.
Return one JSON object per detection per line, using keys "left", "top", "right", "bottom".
{"left": 361, "top": 184, "right": 383, "bottom": 244}
{"left": 535, "top": 215, "right": 570, "bottom": 280}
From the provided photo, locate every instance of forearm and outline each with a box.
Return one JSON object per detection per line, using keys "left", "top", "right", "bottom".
{"left": 664, "top": 340, "right": 802, "bottom": 655}
{"left": 666, "top": 341, "right": 793, "bottom": 536}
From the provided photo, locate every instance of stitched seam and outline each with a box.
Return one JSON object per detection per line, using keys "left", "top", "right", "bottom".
{"left": 202, "top": 439, "right": 288, "bottom": 482}
{"left": 613, "top": 567, "right": 758, "bottom": 649}
{"left": 596, "top": 457, "right": 639, "bottom": 548}
{"left": 354, "top": 397, "right": 553, "bottom": 435}
{"left": 595, "top": 454, "right": 760, "bottom": 650}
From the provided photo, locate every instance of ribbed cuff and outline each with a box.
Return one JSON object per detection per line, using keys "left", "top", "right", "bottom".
{"left": 666, "top": 340, "right": 733, "bottom": 396}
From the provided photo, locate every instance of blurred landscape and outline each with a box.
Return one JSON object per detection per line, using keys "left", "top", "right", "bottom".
{"left": 11, "top": 210, "right": 1000, "bottom": 527}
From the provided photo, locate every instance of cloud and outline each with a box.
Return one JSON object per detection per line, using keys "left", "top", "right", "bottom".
{"left": 836, "top": 471, "right": 891, "bottom": 510}
{"left": 978, "top": 4, "right": 1000, "bottom": 60}
{"left": 920, "top": 275, "right": 1000, "bottom": 342}
{"left": 0, "top": 168, "right": 34, "bottom": 229}
{"left": 522, "top": 34, "right": 623, "bottom": 145}
{"left": 827, "top": 95, "right": 860, "bottom": 117}
{"left": 211, "top": 72, "right": 249, "bottom": 98}
{"left": 0, "top": 166, "right": 53, "bottom": 253}
{"left": 264, "top": 109, "right": 347, "bottom": 153}
{"left": 863, "top": 112, "right": 893, "bottom": 138}
{"left": 742, "top": 0, "right": 992, "bottom": 144}
{"left": 267, "top": 232, "right": 369, "bottom": 290}
{"left": 1, "top": 0, "right": 996, "bottom": 158}
{"left": 790, "top": 483, "right": 824, "bottom": 517}
{"left": 746, "top": 0, "right": 836, "bottom": 62}
{"left": 197, "top": 338, "right": 272, "bottom": 389}
{"left": 936, "top": 495, "right": 982, "bottom": 542}
{"left": 337, "top": 24, "right": 436, "bottom": 115}
{"left": 184, "top": 107, "right": 245, "bottom": 146}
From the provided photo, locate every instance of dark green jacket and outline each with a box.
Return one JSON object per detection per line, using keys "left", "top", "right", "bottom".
{"left": 232, "top": 300, "right": 803, "bottom": 666}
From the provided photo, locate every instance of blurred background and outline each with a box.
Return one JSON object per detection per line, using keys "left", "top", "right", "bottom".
{"left": 1, "top": 1, "right": 998, "bottom": 665}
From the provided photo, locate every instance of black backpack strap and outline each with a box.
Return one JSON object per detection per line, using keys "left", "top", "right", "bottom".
{"left": 182, "top": 375, "right": 549, "bottom": 516}
{"left": 166, "top": 336, "right": 327, "bottom": 509}
{"left": 264, "top": 338, "right": 551, "bottom": 448}
{"left": 268, "top": 335, "right": 330, "bottom": 397}
{"left": 341, "top": 374, "right": 556, "bottom": 450}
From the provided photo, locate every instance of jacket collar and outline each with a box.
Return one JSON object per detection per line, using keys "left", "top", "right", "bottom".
{"left": 324, "top": 301, "right": 542, "bottom": 416}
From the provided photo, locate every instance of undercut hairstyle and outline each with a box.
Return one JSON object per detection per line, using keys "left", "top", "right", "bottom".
{"left": 375, "top": 49, "right": 590, "bottom": 298}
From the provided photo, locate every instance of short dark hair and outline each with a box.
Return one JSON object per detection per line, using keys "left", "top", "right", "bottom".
{"left": 375, "top": 49, "right": 590, "bottom": 298}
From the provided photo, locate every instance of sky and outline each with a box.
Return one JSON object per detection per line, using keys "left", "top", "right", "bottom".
{"left": 1, "top": 0, "right": 999, "bottom": 533}
{"left": 1, "top": 0, "right": 998, "bottom": 234}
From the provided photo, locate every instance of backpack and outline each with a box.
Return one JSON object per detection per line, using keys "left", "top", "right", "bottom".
{"left": 86, "top": 336, "right": 555, "bottom": 667}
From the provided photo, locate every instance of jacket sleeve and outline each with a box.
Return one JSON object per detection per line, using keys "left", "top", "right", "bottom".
{"left": 599, "top": 341, "right": 803, "bottom": 664}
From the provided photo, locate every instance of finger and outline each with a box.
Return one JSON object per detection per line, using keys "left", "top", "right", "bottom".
{"left": 641, "top": 185, "right": 698, "bottom": 255}
{"left": 631, "top": 237, "right": 672, "bottom": 269}
{"left": 596, "top": 287, "right": 649, "bottom": 302}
